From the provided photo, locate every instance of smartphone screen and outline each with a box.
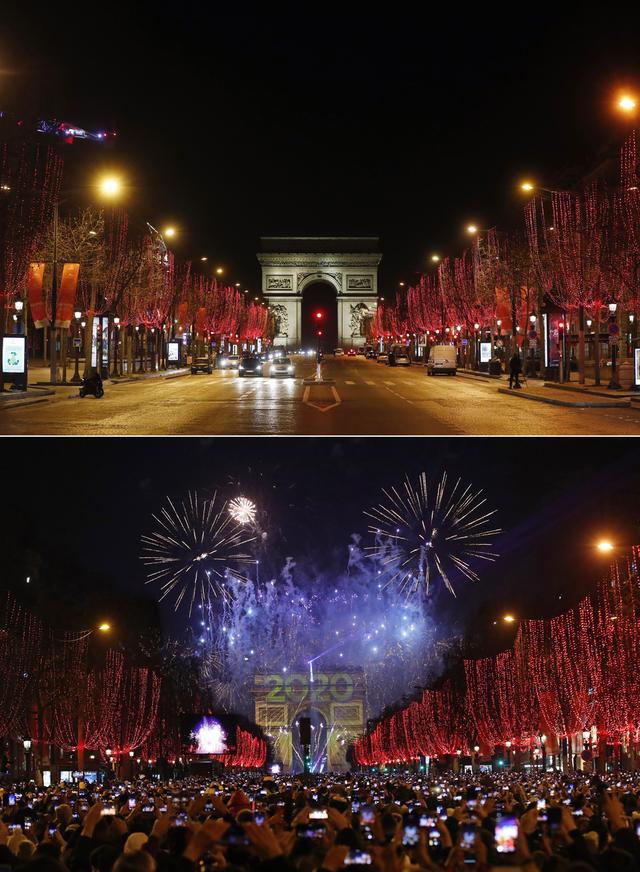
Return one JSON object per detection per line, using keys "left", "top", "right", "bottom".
{"left": 403, "top": 825, "right": 420, "bottom": 846}
{"left": 254, "top": 812, "right": 265, "bottom": 825}
{"left": 461, "top": 822, "right": 476, "bottom": 862}
{"left": 345, "top": 849, "right": 372, "bottom": 865}
{"left": 101, "top": 805, "right": 116, "bottom": 816}
{"left": 359, "top": 804, "right": 375, "bottom": 825}
{"left": 309, "top": 809, "right": 328, "bottom": 820}
{"left": 495, "top": 816, "right": 518, "bottom": 854}
{"left": 128, "top": 798, "right": 136, "bottom": 809}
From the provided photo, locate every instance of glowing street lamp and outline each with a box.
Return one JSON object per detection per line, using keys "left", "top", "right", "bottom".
{"left": 98, "top": 175, "right": 123, "bottom": 198}
{"left": 163, "top": 227, "right": 176, "bottom": 238}
{"left": 98, "top": 622, "right": 111, "bottom": 632}
{"left": 520, "top": 181, "right": 535, "bottom": 192}
{"left": 431, "top": 254, "right": 440, "bottom": 263}
{"left": 216, "top": 267, "right": 224, "bottom": 275}
{"left": 596, "top": 540, "right": 614, "bottom": 553}
{"left": 503, "top": 614, "right": 516, "bottom": 623}
{"left": 617, "top": 94, "right": 637, "bottom": 114}
{"left": 466, "top": 224, "right": 478, "bottom": 235}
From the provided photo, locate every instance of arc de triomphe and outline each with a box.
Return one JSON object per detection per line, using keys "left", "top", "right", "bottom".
{"left": 257, "top": 237, "right": 381, "bottom": 348}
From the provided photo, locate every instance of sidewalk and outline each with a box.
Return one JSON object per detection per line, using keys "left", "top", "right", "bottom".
{"left": 0, "top": 363, "right": 190, "bottom": 411}
{"left": 458, "top": 368, "right": 636, "bottom": 409}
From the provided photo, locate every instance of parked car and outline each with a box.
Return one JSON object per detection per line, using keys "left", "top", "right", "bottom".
{"left": 356, "top": 348, "right": 365, "bottom": 355}
{"left": 270, "top": 356, "right": 295, "bottom": 378}
{"left": 426, "top": 345, "right": 457, "bottom": 375}
{"left": 376, "top": 352, "right": 389, "bottom": 364}
{"left": 365, "top": 347, "right": 377, "bottom": 359}
{"left": 334, "top": 348, "right": 345, "bottom": 356}
{"left": 238, "top": 355, "right": 264, "bottom": 377}
{"left": 191, "top": 355, "right": 212, "bottom": 375}
{"left": 346, "top": 348, "right": 357, "bottom": 356}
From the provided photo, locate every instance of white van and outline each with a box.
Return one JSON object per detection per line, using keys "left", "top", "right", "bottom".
{"left": 426, "top": 345, "right": 457, "bottom": 375}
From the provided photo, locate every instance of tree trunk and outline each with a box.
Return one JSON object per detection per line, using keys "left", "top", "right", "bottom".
{"left": 594, "top": 319, "right": 601, "bottom": 386}
{"left": 578, "top": 305, "right": 585, "bottom": 384}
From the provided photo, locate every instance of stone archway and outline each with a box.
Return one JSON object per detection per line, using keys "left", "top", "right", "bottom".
{"left": 257, "top": 237, "right": 381, "bottom": 349}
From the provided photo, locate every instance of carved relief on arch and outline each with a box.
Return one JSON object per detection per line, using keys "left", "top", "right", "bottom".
{"left": 296, "top": 271, "right": 343, "bottom": 293}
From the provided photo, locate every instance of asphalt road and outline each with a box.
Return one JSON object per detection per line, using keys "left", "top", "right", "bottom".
{"left": 3, "top": 355, "right": 640, "bottom": 435}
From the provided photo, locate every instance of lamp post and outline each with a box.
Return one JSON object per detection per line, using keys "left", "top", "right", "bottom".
{"left": 14, "top": 295, "right": 25, "bottom": 335}
{"left": 111, "top": 316, "right": 121, "bottom": 378}
{"left": 23, "top": 738, "right": 32, "bottom": 779}
{"left": 71, "top": 310, "right": 83, "bottom": 384}
{"left": 540, "top": 734, "right": 547, "bottom": 771}
{"left": 608, "top": 302, "right": 621, "bottom": 390}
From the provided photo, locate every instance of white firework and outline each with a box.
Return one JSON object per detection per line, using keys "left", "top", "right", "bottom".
{"left": 365, "top": 471, "right": 501, "bottom": 597}
{"left": 141, "top": 491, "right": 256, "bottom": 615}
{"left": 228, "top": 496, "right": 257, "bottom": 526}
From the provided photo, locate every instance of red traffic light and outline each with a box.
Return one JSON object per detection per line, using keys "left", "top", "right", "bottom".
{"left": 317, "top": 330, "right": 323, "bottom": 336}
{"left": 314, "top": 311, "right": 324, "bottom": 320}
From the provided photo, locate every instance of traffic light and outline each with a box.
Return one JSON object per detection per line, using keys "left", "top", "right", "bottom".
{"left": 314, "top": 311, "right": 324, "bottom": 321}
{"left": 317, "top": 330, "right": 323, "bottom": 337}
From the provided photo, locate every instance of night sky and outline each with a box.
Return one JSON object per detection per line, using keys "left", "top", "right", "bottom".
{"left": 4, "top": 437, "right": 639, "bottom": 652}
{"left": 2, "top": 5, "right": 640, "bottom": 292}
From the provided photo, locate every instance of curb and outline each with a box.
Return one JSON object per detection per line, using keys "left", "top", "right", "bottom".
{"left": 543, "top": 382, "right": 638, "bottom": 399}
{"left": 0, "top": 394, "right": 54, "bottom": 410}
{"left": 456, "top": 370, "right": 503, "bottom": 381}
{"left": 110, "top": 368, "right": 190, "bottom": 385}
{"left": 498, "top": 387, "right": 630, "bottom": 408}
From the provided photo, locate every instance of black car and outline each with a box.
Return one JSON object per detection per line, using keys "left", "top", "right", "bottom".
{"left": 191, "top": 355, "right": 212, "bottom": 374}
{"left": 238, "top": 355, "right": 264, "bottom": 377}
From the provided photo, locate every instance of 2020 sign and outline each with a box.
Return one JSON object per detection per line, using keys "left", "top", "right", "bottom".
{"left": 259, "top": 672, "right": 354, "bottom": 704}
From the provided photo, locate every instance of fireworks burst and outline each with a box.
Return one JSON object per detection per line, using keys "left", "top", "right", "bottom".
{"left": 228, "top": 496, "right": 257, "bottom": 526}
{"left": 365, "top": 471, "right": 501, "bottom": 596}
{"left": 141, "top": 491, "right": 256, "bottom": 615}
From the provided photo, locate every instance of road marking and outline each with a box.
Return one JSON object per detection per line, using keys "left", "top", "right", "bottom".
{"left": 365, "top": 380, "right": 375, "bottom": 386}
{"left": 383, "top": 385, "right": 414, "bottom": 405}
{"left": 383, "top": 381, "right": 395, "bottom": 385}
{"left": 345, "top": 380, "right": 356, "bottom": 385}
{"left": 302, "top": 385, "right": 341, "bottom": 412}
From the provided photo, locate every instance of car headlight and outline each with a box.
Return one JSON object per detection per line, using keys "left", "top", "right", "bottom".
{"left": 288, "top": 366, "right": 294, "bottom": 372}
{"left": 257, "top": 364, "right": 262, "bottom": 369}
{"left": 239, "top": 365, "right": 244, "bottom": 370}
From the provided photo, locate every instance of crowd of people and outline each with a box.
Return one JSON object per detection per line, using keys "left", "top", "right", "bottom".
{"left": 2, "top": 770, "right": 640, "bottom": 872}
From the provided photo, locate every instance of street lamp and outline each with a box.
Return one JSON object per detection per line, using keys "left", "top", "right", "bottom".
{"left": 617, "top": 94, "right": 638, "bottom": 114}
{"left": 466, "top": 224, "right": 478, "bottom": 235}
{"left": 607, "top": 301, "right": 621, "bottom": 390}
{"left": 98, "top": 176, "right": 124, "bottom": 198}
{"left": 71, "top": 310, "right": 83, "bottom": 384}
{"left": 430, "top": 254, "right": 440, "bottom": 263}
{"left": 163, "top": 226, "right": 176, "bottom": 238}
{"left": 597, "top": 540, "right": 614, "bottom": 553}
{"left": 23, "top": 738, "right": 32, "bottom": 779}
{"left": 111, "top": 316, "right": 121, "bottom": 378}
{"left": 14, "top": 295, "right": 25, "bottom": 335}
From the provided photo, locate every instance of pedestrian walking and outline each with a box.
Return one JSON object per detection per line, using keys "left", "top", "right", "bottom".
{"left": 509, "top": 351, "right": 522, "bottom": 389}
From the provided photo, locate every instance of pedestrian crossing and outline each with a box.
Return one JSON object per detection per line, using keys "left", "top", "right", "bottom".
{"left": 336, "top": 378, "right": 421, "bottom": 387}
